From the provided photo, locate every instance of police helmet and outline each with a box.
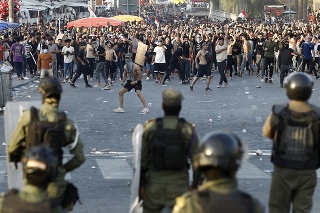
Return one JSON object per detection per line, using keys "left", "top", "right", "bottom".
{"left": 192, "top": 131, "right": 244, "bottom": 176}
{"left": 284, "top": 72, "right": 313, "bottom": 101}
{"left": 38, "top": 75, "right": 63, "bottom": 99}
{"left": 23, "top": 145, "right": 58, "bottom": 186}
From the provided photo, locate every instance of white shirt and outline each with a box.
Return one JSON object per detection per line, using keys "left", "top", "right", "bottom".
{"left": 315, "top": 42, "right": 320, "bottom": 57}
{"left": 215, "top": 43, "right": 228, "bottom": 62}
{"left": 154, "top": 45, "right": 166, "bottom": 63}
{"left": 62, "top": 46, "right": 74, "bottom": 63}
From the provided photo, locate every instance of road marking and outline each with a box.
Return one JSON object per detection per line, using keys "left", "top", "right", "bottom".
{"left": 237, "top": 161, "right": 270, "bottom": 179}
{"left": 0, "top": 160, "right": 5, "bottom": 182}
{"left": 251, "top": 105, "right": 257, "bottom": 110}
{"left": 96, "top": 159, "right": 132, "bottom": 179}
{"left": 245, "top": 87, "right": 249, "bottom": 91}
{"left": 255, "top": 117, "right": 263, "bottom": 122}
{"left": 197, "top": 101, "right": 213, "bottom": 103}
{"left": 95, "top": 97, "right": 104, "bottom": 101}
{"left": 247, "top": 95, "right": 253, "bottom": 99}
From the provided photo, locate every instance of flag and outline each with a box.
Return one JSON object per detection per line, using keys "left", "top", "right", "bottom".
{"left": 155, "top": 17, "right": 159, "bottom": 26}
{"left": 88, "top": 1, "right": 96, "bottom": 18}
{"left": 238, "top": 10, "right": 246, "bottom": 19}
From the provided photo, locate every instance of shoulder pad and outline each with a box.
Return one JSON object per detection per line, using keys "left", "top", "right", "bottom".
{"left": 272, "top": 104, "right": 288, "bottom": 115}
{"left": 175, "top": 196, "right": 187, "bottom": 209}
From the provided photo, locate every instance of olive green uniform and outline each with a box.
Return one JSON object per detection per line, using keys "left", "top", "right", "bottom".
{"left": 263, "top": 100, "right": 318, "bottom": 213}
{"left": 141, "top": 116, "right": 199, "bottom": 213}
{"left": 8, "top": 103, "right": 85, "bottom": 199}
{"left": 171, "top": 178, "right": 265, "bottom": 213}
{"left": 0, "top": 184, "right": 63, "bottom": 213}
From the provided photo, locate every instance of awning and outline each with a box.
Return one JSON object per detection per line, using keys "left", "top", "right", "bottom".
{"left": 67, "top": 17, "right": 124, "bottom": 28}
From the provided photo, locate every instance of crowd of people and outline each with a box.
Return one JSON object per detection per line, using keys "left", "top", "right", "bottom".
{"left": 2, "top": 9, "right": 320, "bottom": 93}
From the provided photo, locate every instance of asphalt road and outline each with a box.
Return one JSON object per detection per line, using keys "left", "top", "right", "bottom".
{"left": 1, "top": 71, "right": 320, "bottom": 212}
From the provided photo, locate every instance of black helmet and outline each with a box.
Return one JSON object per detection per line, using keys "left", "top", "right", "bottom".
{"left": 38, "top": 75, "right": 63, "bottom": 99}
{"left": 284, "top": 72, "right": 313, "bottom": 101}
{"left": 23, "top": 145, "right": 58, "bottom": 187}
{"left": 192, "top": 131, "right": 244, "bottom": 176}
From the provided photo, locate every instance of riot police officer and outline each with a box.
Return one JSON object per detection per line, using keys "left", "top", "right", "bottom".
{"left": 170, "top": 131, "right": 265, "bottom": 213}
{"left": 263, "top": 72, "right": 320, "bottom": 213}
{"left": 0, "top": 146, "right": 62, "bottom": 213}
{"left": 140, "top": 88, "right": 199, "bottom": 213}
{"left": 8, "top": 74, "right": 85, "bottom": 203}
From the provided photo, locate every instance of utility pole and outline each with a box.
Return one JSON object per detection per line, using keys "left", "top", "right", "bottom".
{"left": 8, "top": 0, "right": 14, "bottom": 22}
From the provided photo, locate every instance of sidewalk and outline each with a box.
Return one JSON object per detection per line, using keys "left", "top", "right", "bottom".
{"left": 11, "top": 75, "right": 40, "bottom": 89}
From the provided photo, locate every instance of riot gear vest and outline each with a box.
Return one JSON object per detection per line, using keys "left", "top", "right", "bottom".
{"left": 198, "top": 190, "right": 254, "bottom": 213}
{"left": 151, "top": 118, "right": 187, "bottom": 170}
{"left": 1, "top": 189, "right": 56, "bottom": 213}
{"left": 272, "top": 104, "right": 320, "bottom": 170}
{"left": 26, "top": 107, "right": 67, "bottom": 164}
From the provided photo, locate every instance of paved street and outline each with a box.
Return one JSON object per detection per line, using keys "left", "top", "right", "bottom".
{"left": 1, "top": 71, "right": 320, "bottom": 212}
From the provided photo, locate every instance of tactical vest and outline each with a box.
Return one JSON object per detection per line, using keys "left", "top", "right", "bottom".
{"left": 151, "top": 118, "right": 187, "bottom": 170}
{"left": 26, "top": 107, "right": 67, "bottom": 164}
{"left": 1, "top": 189, "right": 56, "bottom": 213}
{"left": 272, "top": 104, "right": 320, "bottom": 170}
{"left": 198, "top": 190, "right": 254, "bottom": 213}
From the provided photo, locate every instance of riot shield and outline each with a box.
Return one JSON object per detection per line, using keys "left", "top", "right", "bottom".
{"left": 4, "top": 101, "right": 41, "bottom": 190}
{"left": 129, "top": 123, "right": 144, "bottom": 213}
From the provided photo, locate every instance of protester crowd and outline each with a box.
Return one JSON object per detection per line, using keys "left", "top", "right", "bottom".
{"left": 2, "top": 5, "right": 320, "bottom": 90}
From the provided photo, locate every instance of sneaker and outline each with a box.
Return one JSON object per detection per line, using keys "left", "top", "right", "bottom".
{"left": 205, "top": 87, "right": 212, "bottom": 91}
{"left": 224, "top": 82, "right": 228, "bottom": 87}
{"left": 70, "top": 83, "right": 77, "bottom": 88}
{"left": 264, "top": 77, "right": 268, "bottom": 83}
{"left": 66, "top": 76, "right": 69, "bottom": 80}
{"left": 190, "top": 85, "right": 193, "bottom": 91}
{"left": 217, "top": 85, "right": 221, "bottom": 88}
{"left": 63, "top": 79, "right": 66, "bottom": 83}
{"left": 12, "top": 74, "right": 17, "bottom": 77}
{"left": 229, "top": 77, "right": 232, "bottom": 80}
{"left": 162, "top": 82, "right": 167, "bottom": 86}
{"left": 24, "top": 76, "right": 29, "bottom": 80}
{"left": 166, "top": 79, "right": 170, "bottom": 82}
{"left": 268, "top": 79, "right": 273, "bottom": 84}
{"left": 104, "top": 85, "right": 111, "bottom": 90}
{"left": 20, "top": 77, "right": 24, "bottom": 80}
{"left": 146, "top": 77, "right": 150, "bottom": 80}
{"left": 113, "top": 107, "right": 125, "bottom": 113}
{"left": 94, "top": 84, "right": 101, "bottom": 87}
{"left": 155, "top": 80, "right": 158, "bottom": 83}
{"left": 85, "top": 84, "right": 93, "bottom": 88}
{"left": 68, "top": 79, "right": 71, "bottom": 83}
{"left": 140, "top": 108, "right": 150, "bottom": 115}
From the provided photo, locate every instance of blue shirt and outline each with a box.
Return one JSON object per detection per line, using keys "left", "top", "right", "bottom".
{"left": 301, "top": 42, "right": 314, "bottom": 59}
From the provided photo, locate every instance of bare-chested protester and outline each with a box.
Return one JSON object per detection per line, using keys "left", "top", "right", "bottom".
{"left": 105, "top": 41, "right": 118, "bottom": 89}
{"left": 190, "top": 42, "right": 213, "bottom": 91}
{"left": 113, "top": 53, "right": 150, "bottom": 115}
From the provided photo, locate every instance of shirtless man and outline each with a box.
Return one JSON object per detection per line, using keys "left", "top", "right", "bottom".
{"left": 190, "top": 42, "right": 212, "bottom": 91}
{"left": 240, "top": 33, "right": 257, "bottom": 77}
{"left": 105, "top": 41, "right": 118, "bottom": 88}
{"left": 113, "top": 53, "right": 150, "bottom": 115}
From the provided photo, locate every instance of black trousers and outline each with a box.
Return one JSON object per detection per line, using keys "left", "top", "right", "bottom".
{"left": 72, "top": 64, "right": 89, "bottom": 85}
{"left": 87, "top": 58, "right": 95, "bottom": 78}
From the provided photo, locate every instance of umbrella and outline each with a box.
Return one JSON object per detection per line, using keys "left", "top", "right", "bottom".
{"left": 67, "top": 17, "right": 124, "bottom": 28}
{"left": 112, "top": 15, "right": 143, "bottom": 22}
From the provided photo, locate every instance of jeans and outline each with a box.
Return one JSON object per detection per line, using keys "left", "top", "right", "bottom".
{"left": 217, "top": 59, "right": 227, "bottom": 85}
{"left": 64, "top": 62, "right": 73, "bottom": 78}
{"left": 96, "top": 61, "right": 108, "bottom": 84}
{"left": 241, "top": 51, "right": 257, "bottom": 73}
{"left": 14, "top": 62, "right": 23, "bottom": 77}
{"left": 180, "top": 59, "right": 190, "bottom": 81}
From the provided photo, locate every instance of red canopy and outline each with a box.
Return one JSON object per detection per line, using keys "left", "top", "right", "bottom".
{"left": 67, "top": 17, "right": 124, "bottom": 28}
